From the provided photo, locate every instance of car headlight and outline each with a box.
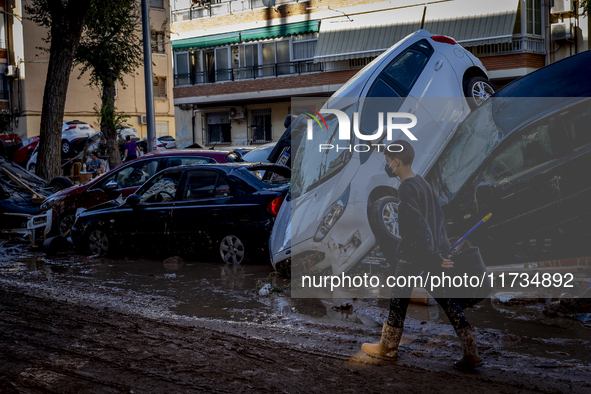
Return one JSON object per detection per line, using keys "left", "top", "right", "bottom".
{"left": 313, "top": 185, "right": 350, "bottom": 242}
{"left": 40, "top": 198, "right": 55, "bottom": 211}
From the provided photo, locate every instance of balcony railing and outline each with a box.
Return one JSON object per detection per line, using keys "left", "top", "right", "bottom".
{"left": 172, "top": 0, "right": 305, "bottom": 22}
{"left": 467, "top": 36, "right": 546, "bottom": 57}
{"left": 174, "top": 60, "right": 323, "bottom": 86}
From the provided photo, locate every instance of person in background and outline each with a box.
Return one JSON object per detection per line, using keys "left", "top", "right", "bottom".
{"left": 123, "top": 135, "right": 141, "bottom": 162}
{"left": 87, "top": 152, "right": 105, "bottom": 175}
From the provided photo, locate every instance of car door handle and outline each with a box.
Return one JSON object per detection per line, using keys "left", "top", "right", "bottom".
{"left": 434, "top": 59, "right": 444, "bottom": 71}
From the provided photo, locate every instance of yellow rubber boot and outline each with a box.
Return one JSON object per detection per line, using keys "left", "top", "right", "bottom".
{"left": 361, "top": 323, "right": 403, "bottom": 361}
{"left": 454, "top": 326, "right": 484, "bottom": 370}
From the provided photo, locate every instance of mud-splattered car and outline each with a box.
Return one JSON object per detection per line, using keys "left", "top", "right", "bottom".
{"left": 71, "top": 163, "right": 290, "bottom": 264}
{"left": 426, "top": 50, "right": 591, "bottom": 264}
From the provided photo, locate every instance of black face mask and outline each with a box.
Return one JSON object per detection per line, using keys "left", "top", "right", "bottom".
{"left": 385, "top": 163, "right": 397, "bottom": 178}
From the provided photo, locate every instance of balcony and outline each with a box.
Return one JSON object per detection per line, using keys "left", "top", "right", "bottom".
{"left": 174, "top": 60, "right": 323, "bottom": 86}
{"left": 172, "top": 0, "right": 306, "bottom": 22}
{"left": 467, "top": 36, "right": 546, "bottom": 57}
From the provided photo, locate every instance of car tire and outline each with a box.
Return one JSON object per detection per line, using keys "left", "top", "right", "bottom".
{"left": 61, "top": 139, "right": 71, "bottom": 155}
{"left": 49, "top": 176, "right": 74, "bottom": 191}
{"left": 87, "top": 228, "right": 111, "bottom": 257}
{"left": 369, "top": 196, "right": 401, "bottom": 256}
{"left": 464, "top": 77, "right": 495, "bottom": 110}
{"left": 219, "top": 234, "right": 247, "bottom": 264}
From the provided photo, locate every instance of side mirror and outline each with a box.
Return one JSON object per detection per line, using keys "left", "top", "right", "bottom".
{"left": 475, "top": 182, "right": 496, "bottom": 197}
{"left": 284, "top": 115, "right": 293, "bottom": 129}
{"left": 104, "top": 180, "right": 118, "bottom": 191}
{"left": 126, "top": 194, "right": 140, "bottom": 207}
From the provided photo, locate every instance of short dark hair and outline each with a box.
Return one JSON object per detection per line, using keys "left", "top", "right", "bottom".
{"left": 384, "top": 140, "right": 414, "bottom": 165}
{"left": 126, "top": 135, "right": 131, "bottom": 141}
{"left": 90, "top": 152, "right": 98, "bottom": 158}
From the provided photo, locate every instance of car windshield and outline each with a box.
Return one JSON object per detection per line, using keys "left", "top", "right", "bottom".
{"left": 429, "top": 99, "right": 503, "bottom": 203}
{"left": 291, "top": 101, "right": 358, "bottom": 198}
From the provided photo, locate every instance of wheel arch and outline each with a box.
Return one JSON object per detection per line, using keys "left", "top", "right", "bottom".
{"left": 366, "top": 186, "right": 399, "bottom": 220}
{"left": 462, "top": 66, "right": 489, "bottom": 88}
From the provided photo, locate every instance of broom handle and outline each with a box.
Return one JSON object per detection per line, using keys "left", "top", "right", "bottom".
{"left": 451, "top": 213, "right": 492, "bottom": 251}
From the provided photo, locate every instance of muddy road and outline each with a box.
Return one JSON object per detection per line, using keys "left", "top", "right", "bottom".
{"left": 1, "top": 240, "right": 590, "bottom": 393}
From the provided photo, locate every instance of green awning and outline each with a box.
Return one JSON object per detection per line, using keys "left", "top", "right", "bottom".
{"left": 423, "top": 0, "right": 519, "bottom": 47}
{"left": 240, "top": 20, "right": 319, "bottom": 42}
{"left": 172, "top": 20, "right": 320, "bottom": 52}
{"left": 173, "top": 32, "right": 240, "bottom": 52}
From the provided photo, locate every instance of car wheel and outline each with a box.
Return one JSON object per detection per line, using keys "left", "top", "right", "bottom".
{"left": 49, "top": 176, "right": 74, "bottom": 192}
{"left": 87, "top": 228, "right": 110, "bottom": 256}
{"left": 219, "top": 234, "right": 246, "bottom": 264}
{"left": 61, "top": 139, "right": 71, "bottom": 155}
{"left": 369, "top": 196, "right": 401, "bottom": 255}
{"left": 28, "top": 163, "right": 36, "bottom": 173}
{"left": 465, "top": 77, "right": 495, "bottom": 110}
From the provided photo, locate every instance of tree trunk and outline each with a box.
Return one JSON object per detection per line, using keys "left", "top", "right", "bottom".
{"left": 36, "top": 1, "right": 92, "bottom": 181}
{"left": 100, "top": 70, "right": 122, "bottom": 169}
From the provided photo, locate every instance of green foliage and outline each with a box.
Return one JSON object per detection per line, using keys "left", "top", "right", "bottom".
{"left": 582, "top": 0, "right": 591, "bottom": 17}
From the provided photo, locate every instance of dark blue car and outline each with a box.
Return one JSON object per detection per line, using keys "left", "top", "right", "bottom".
{"left": 71, "top": 163, "right": 290, "bottom": 264}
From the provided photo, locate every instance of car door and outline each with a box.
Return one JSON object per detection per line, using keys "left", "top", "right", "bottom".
{"left": 170, "top": 169, "right": 236, "bottom": 255}
{"left": 461, "top": 112, "right": 570, "bottom": 255}
{"left": 117, "top": 170, "right": 183, "bottom": 251}
{"left": 86, "top": 158, "right": 164, "bottom": 209}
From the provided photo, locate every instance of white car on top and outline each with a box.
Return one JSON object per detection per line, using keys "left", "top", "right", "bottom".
{"left": 271, "top": 29, "right": 494, "bottom": 276}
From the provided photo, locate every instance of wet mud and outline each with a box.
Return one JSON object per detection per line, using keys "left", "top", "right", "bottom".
{"left": 1, "top": 240, "right": 590, "bottom": 392}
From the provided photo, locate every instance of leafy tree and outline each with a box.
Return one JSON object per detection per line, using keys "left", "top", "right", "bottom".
{"left": 25, "top": 0, "right": 92, "bottom": 181}
{"left": 581, "top": 0, "right": 591, "bottom": 17}
{"left": 76, "top": 0, "right": 143, "bottom": 168}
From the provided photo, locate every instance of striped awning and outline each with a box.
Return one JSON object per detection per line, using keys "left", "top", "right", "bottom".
{"left": 313, "top": 7, "right": 424, "bottom": 63}
{"left": 172, "top": 20, "right": 320, "bottom": 52}
{"left": 423, "top": 0, "right": 519, "bottom": 47}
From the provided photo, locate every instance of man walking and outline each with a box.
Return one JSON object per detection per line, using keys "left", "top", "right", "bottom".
{"left": 361, "top": 140, "right": 483, "bottom": 370}
{"left": 123, "top": 136, "right": 141, "bottom": 162}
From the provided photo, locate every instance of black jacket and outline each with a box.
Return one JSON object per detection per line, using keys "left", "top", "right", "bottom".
{"left": 396, "top": 175, "right": 451, "bottom": 267}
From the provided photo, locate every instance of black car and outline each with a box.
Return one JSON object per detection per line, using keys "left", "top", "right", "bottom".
{"left": 71, "top": 163, "right": 290, "bottom": 264}
{"left": 427, "top": 50, "right": 591, "bottom": 265}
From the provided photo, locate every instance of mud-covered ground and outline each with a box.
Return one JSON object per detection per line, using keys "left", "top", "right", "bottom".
{"left": 1, "top": 240, "right": 591, "bottom": 393}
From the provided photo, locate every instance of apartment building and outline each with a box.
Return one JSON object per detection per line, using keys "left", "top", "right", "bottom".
{"left": 1, "top": 0, "right": 175, "bottom": 140}
{"left": 171, "top": 0, "right": 588, "bottom": 149}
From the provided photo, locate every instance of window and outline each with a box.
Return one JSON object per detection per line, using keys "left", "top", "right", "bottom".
{"left": 0, "top": 74, "right": 8, "bottom": 101}
{"left": 0, "top": 14, "right": 6, "bottom": 50}
{"left": 482, "top": 117, "right": 562, "bottom": 185}
{"left": 382, "top": 43, "right": 432, "bottom": 93}
{"left": 251, "top": 109, "right": 272, "bottom": 143}
{"left": 153, "top": 76, "right": 167, "bottom": 98}
{"left": 262, "top": 43, "right": 276, "bottom": 77}
{"left": 98, "top": 159, "right": 161, "bottom": 190}
{"left": 215, "top": 47, "right": 230, "bottom": 81}
{"left": 151, "top": 31, "right": 166, "bottom": 54}
{"left": 166, "top": 157, "right": 216, "bottom": 167}
{"left": 149, "top": 0, "right": 164, "bottom": 9}
{"left": 293, "top": 41, "right": 317, "bottom": 60}
{"left": 206, "top": 112, "right": 231, "bottom": 144}
{"left": 175, "top": 53, "right": 190, "bottom": 85}
{"left": 514, "top": 0, "right": 542, "bottom": 36}
{"left": 139, "top": 171, "right": 183, "bottom": 204}
{"left": 181, "top": 170, "right": 230, "bottom": 201}
{"left": 561, "top": 99, "right": 591, "bottom": 152}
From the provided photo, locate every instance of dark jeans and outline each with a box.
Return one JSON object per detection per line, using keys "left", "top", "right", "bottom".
{"left": 125, "top": 155, "right": 137, "bottom": 162}
{"left": 387, "top": 258, "right": 470, "bottom": 331}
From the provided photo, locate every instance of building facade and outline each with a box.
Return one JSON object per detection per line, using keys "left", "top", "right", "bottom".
{"left": 1, "top": 0, "right": 175, "bottom": 140}
{"left": 170, "top": 0, "right": 589, "bottom": 149}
